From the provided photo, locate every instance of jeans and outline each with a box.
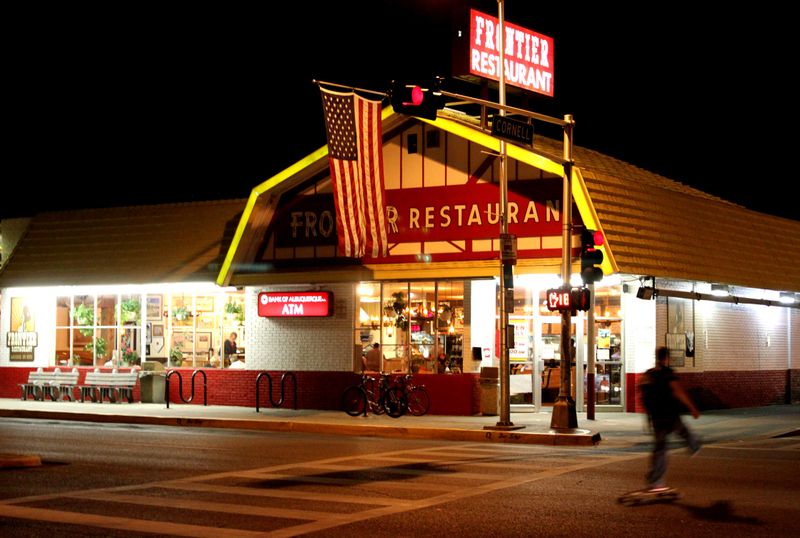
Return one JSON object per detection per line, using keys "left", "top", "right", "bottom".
{"left": 646, "top": 416, "right": 700, "bottom": 488}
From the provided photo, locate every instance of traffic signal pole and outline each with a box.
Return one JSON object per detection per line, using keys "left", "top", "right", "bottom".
{"left": 587, "top": 282, "right": 596, "bottom": 420}
{"left": 550, "top": 116, "right": 579, "bottom": 431}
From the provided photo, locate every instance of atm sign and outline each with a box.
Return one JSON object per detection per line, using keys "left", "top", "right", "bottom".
{"left": 258, "top": 291, "right": 334, "bottom": 317}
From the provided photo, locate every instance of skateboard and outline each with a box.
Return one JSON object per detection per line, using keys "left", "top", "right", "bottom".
{"left": 617, "top": 487, "right": 682, "bottom": 506}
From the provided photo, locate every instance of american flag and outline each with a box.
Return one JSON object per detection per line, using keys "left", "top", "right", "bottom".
{"left": 320, "top": 86, "right": 388, "bottom": 258}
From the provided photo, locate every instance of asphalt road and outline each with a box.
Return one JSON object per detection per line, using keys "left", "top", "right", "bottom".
{"left": 0, "top": 418, "right": 798, "bottom": 537}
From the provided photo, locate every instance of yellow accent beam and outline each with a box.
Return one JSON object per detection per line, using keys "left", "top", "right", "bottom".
{"left": 572, "top": 168, "right": 617, "bottom": 275}
{"left": 216, "top": 146, "right": 329, "bottom": 286}
{"left": 219, "top": 106, "right": 617, "bottom": 284}
{"left": 217, "top": 105, "right": 396, "bottom": 286}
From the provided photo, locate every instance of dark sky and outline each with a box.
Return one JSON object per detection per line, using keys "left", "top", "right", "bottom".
{"left": 5, "top": 2, "right": 797, "bottom": 221}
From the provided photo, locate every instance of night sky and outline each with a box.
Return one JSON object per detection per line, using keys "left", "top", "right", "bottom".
{"left": 5, "top": 2, "right": 796, "bottom": 221}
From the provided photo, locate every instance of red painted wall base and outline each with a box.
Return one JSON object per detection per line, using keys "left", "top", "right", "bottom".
{"left": 0, "top": 367, "right": 480, "bottom": 416}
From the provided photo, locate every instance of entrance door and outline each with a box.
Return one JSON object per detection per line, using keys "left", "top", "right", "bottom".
{"left": 589, "top": 322, "right": 623, "bottom": 407}
{"left": 508, "top": 315, "right": 581, "bottom": 412}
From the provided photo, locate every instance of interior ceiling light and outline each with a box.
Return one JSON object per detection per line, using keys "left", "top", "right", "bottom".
{"left": 778, "top": 292, "right": 797, "bottom": 304}
{"left": 710, "top": 284, "right": 730, "bottom": 297}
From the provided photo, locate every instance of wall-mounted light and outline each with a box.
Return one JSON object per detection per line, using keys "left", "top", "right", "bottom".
{"left": 779, "top": 292, "right": 797, "bottom": 304}
{"left": 636, "top": 287, "right": 655, "bottom": 300}
{"left": 710, "top": 284, "right": 730, "bottom": 297}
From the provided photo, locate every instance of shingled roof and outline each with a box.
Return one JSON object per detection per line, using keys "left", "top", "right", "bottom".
{"left": 0, "top": 199, "right": 245, "bottom": 288}
{"left": 573, "top": 143, "right": 800, "bottom": 293}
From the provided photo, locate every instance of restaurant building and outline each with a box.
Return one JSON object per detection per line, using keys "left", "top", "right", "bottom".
{"left": 1, "top": 108, "right": 799, "bottom": 413}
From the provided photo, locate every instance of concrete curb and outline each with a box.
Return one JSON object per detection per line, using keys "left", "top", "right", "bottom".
{"left": 0, "top": 408, "right": 601, "bottom": 446}
{"left": 0, "top": 453, "right": 42, "bottom": 469}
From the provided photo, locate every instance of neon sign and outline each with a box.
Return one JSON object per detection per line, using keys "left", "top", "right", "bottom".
{"left": 258, "top": 291, "right": 334, "bottom": 317}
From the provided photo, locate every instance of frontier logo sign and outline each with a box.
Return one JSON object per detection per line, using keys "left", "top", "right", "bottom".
{"left": 469, "top": 9, "right": 554, "bottom": 97}
{"left": 258, "top": 291, "right": 334, "bottom": 318}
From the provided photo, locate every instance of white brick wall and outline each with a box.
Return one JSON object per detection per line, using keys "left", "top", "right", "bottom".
{"left": 623, "top": 285, "right": 795, "bottom": 374}
{"left": 244, "top": 283, "right": 355, "bottom": 371}
{"left": 694, "top": 300, "right": 789, "bottom": 372}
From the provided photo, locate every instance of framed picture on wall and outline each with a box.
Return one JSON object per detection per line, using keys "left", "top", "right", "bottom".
{"left": 146, "top": 296, "right": 162, "bottom": 320}
{"left": 152, "top": 324, "right": 164, "bottom": 337}
{"left": 196, "top": 332, "right": 211, "bottom": 352}
{"left": 195, "top": 296, "right": 214, "bottom": 312}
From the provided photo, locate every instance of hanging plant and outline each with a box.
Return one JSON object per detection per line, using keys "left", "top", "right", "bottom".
{"left": 438, "top": 303, "right": 453, "bottom": 324}
{"left": 389, "top": 292, "right": 409, "bottom": 331}
{"left": 72, "top": 303, "right": 94, "bottom": 336}
{"left": 224, "top": 302, "right": 243, "bottom": 315}
{"left": 224, "top": 301, "right": 244, "bottom": 323}
{"left": 120, "top": 298, "right": 141, "bottom": 322}
{"left": 172, "top": 306, "right": 190, "bottom": 321}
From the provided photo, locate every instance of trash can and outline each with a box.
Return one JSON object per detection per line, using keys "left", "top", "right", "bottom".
{"left": 479, "top": 366, "right": 499, "bottom": 416}
{"left": 139, "top": 361, "right": 166, "bottom": 403}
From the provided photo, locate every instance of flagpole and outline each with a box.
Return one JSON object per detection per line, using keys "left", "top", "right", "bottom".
{"left": 313, "top": 79, "right": 388, "bottom": 98}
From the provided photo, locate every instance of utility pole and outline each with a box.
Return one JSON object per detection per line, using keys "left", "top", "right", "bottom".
{"left": 433, "top": 1, "right": 578, "bottom": 432}
{"left": 491, "top": 0, "right": 518, "bottom": 430}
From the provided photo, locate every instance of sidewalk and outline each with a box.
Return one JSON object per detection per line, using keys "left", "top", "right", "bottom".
{"left": 1, "top": 398, "right": 797, "bottom": 464}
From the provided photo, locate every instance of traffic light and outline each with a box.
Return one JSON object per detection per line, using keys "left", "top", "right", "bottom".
{"left": 389, "top": 79, "right": 444, "bottom": 120}
{"left": 580, "top": 228, "right": 605, "bottom": 284}
{"left": 570, "top": 286, "right": 591, "bottom": 311}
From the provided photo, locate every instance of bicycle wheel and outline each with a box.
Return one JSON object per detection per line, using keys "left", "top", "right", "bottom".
{"left": 406, "top": 386, "right": 430, "bottom": 416}
{"left": 384, "top": 387, "right": 407, "bottom": 418}
{"left": 342, "top": 385, "right": 367, "bottom": 416}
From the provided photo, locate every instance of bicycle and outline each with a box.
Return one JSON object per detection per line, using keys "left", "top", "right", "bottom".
{"left": 342, "top": 372, "right": 406, "bottom": 418}
{"left": 394, "top": 373, "right": 431, "bottom": 416}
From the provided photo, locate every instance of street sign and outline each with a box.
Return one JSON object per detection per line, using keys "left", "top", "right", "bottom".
{"left": 492, "top": 116, "right": 534, "bottom": 147}
{"left": 500, "top": 233, "right": 517, "bottom": 264}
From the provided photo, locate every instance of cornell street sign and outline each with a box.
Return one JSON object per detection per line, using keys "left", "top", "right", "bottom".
{"left": 491, "top": 115, "right": 534, "bottom": 147}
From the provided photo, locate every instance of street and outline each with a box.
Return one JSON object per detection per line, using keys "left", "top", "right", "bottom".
{"left": 0, "top": 418, "right": 798, "bottom": 537}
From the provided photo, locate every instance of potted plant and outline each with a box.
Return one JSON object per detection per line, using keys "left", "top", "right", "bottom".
{"left": 121, "top": 347, "right": 139, "bottom": 366}
{"left": 224, "top": 301, "right": 244, "bottom": 323}
{"left": 120, "top": 298, "right": 141, "bottom": 323}
{"left": 172, "top": 306, "right": 190, "bottom": 321}
{"left": 170, "top": 345, "right": 183, "bottom": 366}
{"left": 72, "top": 303, "right": 94, "bottom": 336}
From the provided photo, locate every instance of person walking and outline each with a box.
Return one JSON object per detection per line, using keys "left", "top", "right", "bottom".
{"left": 639, "top": 346, "right": 701, "bottom": 492}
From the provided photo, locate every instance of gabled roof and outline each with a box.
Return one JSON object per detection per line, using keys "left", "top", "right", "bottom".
{"left": 0, "top": 199, "right": 246, "bottom": 288}
{"left": 218, "top": 108, "right": 800, "bottom": 294}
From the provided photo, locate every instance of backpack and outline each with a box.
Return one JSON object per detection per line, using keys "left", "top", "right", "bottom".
{"left": 639, "top": 367, "right": 673, "bottom": 418}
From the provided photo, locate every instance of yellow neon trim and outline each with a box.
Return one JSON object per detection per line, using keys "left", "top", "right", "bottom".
{"left": 216, "top": 145, "right": 329, "bottom": 286}
{"left": 411, "top": 111, "right": 565, "bottom": 176}
{"left": 219, "top": 106, "right": 617, "bottom": 284}
{"left": 417, "top": 110, "right": 617, "bottom": 276}
{"left": 218, "top": 106, "right": 395, "bottom": 286}
{"left": 572, "top": 168, "right": 617, "bottom": 275}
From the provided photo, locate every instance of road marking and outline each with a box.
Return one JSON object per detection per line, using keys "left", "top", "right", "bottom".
{"left": 0, "top": 443, "right": 641, "bottom": 537}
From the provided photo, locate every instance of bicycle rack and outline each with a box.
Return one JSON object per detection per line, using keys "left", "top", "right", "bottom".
{"left": 165, "top": 369, "right": 208, "bottom": 409}
{"left": 255, "top": 371, "right": 297, "bottom": 412}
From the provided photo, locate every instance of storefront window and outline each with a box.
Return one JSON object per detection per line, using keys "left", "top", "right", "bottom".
{"left": 51, "top": 290, "right": 245, "bottom": 369}
{"left": 355, "top": 282, "right": 382, "bottom": 371}
{"left": 355, "top": 281, "right": 465, "bottom": 374}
